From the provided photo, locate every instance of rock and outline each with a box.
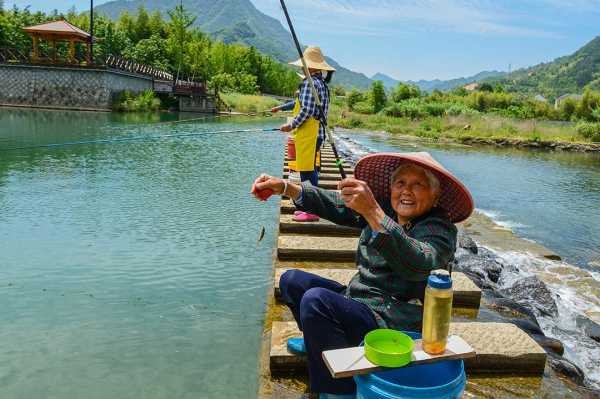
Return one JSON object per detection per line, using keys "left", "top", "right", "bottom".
{"left": 501, "top": 275, "right": 558, "bottom": 317}
{"left": 530, "top": 334, "right": 564, "bottom": 356}
{"left": 453, "top": 248, "right": 504, "bottom": 289}
{"left": 547, "top": 353, "right": 586, "bottom": 386}
{"left": 576, "top": 315, "right": 600, "bottom": 343}
{"left": 508, "top": 318, "right": 544, "bottom": 336}
{"left": 457, "top": 231, "right": 478, "bottom": 254}
{"left": 485, "top": 296, "right": 540, "bottom": 322}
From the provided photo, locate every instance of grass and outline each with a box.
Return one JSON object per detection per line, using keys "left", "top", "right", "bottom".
{"left": 220, "top": 93, "right": 280, "bottom": 113}
{"left": 329, "top": 104, "right": 588, "bottom": 144}
{"left": 113, "top": 90, "right": 161, "bottom": 112}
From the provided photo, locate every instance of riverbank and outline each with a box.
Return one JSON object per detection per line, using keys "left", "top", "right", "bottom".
{"left": 329, "top": 106, "right": 600, "bottom": 152}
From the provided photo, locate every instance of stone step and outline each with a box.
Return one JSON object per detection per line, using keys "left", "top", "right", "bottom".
{"left": 278, "top": 234, "right": 358, "bottom": 260}
{"left": 273, "top": 268, "right": 481, "bottom": 309}
{"left": 279, "top": 214, "right": 361, "bottom": 236}
{"left": 283, "top": 172, "right": 343, "bottom": 181}
{"left": 269, "top": 321, "right": 546, "bottom": 375}
{"left": 284, "top": 167, "right": 353, "bottom": 176}
{"left": 278, "top": 235, "right": 357, "bottom": 261}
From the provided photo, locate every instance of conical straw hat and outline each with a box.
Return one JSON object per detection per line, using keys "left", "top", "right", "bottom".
{"left": 355, "top": 152, "right": 474, "bottom": 223}
{"left": 289, "top": 46, "right": 336, "bottom": 72}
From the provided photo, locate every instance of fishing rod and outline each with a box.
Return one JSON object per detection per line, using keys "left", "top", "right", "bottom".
{"left": 278, "top": 0, "right": 347, "bottom": 179}
{"left": 2, "top": 127, "right": 280, "bottom": 152}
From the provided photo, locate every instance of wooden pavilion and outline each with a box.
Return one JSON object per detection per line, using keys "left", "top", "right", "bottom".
{"left": 22, "top": 19, "right": 92, "bottom": 65}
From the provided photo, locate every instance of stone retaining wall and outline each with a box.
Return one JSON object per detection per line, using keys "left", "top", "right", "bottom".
{"left": 0, "top": 64, "right": 153, "bottom": 111}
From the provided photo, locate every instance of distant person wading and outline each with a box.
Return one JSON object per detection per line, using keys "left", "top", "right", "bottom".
{"left": 273, "top": 47, "right": 335, "bottom": 222}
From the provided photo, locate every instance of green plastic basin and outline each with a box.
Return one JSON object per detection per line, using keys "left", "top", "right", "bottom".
{"left": 364, "top": 329, "right": 414, "bottom": 368}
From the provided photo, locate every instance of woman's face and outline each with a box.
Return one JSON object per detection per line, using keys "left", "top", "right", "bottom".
{"left": 391, "top": 167, "right": 438, "bottom": 224}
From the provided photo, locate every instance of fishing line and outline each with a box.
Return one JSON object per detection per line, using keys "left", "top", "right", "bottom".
{"left": 2, "top": 127, "right": 281, "bottom": 152}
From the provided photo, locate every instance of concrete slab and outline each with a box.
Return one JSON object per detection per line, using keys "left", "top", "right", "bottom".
{"left": 278, "top": 235, "right": 358, "bottom": 261}
{"left": 273, "top": 268, "right": 481, "bottom": 308}
{"left": 279, "top": 214, "right": 361, "bottom": 236}
{"left": 278, "top": 234, "right": 357, "bottom": 260}
{"left": 270, "top": 322, "right": 546, "bottom": 375}
{"left": 283, "top": 172, "right": 343, "bottom": 181}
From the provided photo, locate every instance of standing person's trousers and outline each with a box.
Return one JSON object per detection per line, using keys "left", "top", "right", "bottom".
{"left": 300, "top": 136, "right": 324, "bottom": 186}
{"left": 279, "top": 269, "right": 379, "bottom": 395}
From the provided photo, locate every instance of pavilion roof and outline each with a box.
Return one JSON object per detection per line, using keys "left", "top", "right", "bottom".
{"left": 23, "top": 20, "right": 91, "bottom": 40}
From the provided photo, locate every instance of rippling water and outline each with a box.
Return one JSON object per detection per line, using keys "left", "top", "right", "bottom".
{"left": 0, "top": 108, "right": 286, "bottom": 398}
{"left": 335, "top": 130, "right": 600, "bottom": 388}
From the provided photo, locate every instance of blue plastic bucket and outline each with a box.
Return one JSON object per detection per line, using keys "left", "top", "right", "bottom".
{"left": 354, "top": 332, "right": 466, "bottom": 399}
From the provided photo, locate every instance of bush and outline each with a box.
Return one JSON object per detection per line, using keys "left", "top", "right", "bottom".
{"left": 353, "top": 101, "right": 374, "bottom": 114}
{"left": 559, "top": 98, "right": 578, "bottom": 121}
{"left": 113, "top": 90, "right": 160, "bottom": 111}
{"left": 347, "top": 89, "right": 365, "bottom": 111}
{"left": 576, "top": 122, "right": 600, "bottom": 142}
{"left": 446, "top": 103, "right": 479, "bottom": 116}
{"left": 370, "top": 81, "right": 387, "bottom": 113}
{"left": 391, "top": 83, "right": 421, "bottom": 102}
{"left": 383, "top": 100, "right": 426, "bottom": 119}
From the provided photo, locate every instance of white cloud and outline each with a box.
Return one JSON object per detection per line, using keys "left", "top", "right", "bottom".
{"left": 252, "top": 0, "right": 563, "bottom": 38}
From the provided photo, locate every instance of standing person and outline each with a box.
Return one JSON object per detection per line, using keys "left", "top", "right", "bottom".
{"left": 280, "top": 46, "right": 335, "bottom": 222}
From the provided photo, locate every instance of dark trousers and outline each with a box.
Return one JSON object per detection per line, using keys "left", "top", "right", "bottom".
{"left": 300, "top": 136, "right": 324, "bottom": 187}
{"left": 279, "top": 269, "right": 378, "bottom": 395}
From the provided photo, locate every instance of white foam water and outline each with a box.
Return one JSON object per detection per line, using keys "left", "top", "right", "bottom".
{"left": 490, "top": 249, "right": 600, "bottom": 388}
{"left": 476, "top": 208, "right": 528, "bottom": 231}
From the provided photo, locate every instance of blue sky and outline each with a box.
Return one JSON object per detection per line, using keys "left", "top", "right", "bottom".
{"left": 5, "top": 0, "right": 600, "bottom": 80}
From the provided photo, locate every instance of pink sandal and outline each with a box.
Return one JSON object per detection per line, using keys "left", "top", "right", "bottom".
{"left": 292, "top": 212, "right": 320, "bottom": 222}
{"left": 293, "top": 210, "right": 303, "bottom": 216}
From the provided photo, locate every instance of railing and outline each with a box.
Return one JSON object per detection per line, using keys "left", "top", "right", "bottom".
{"left": 105, "top": 55, "right": 173, "bottom": 81}
{"left": 0, "top": 47, "right": 29, "bottom": 64}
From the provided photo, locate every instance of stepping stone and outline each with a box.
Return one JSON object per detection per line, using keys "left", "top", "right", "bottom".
{"left": 283, "top": 167, "right": 353, "bottom": 176}
{"left": 273, "top": 268, "right": 481, "bottom": 309}
{"left": 283, "top": 172, "right": 343, "bottom": 181}
{"left": 278, "top": 235, "right": 358, "bottom": 261}
{"left": 279, "top": 214, "right": 361, "bottom": 236}
{"left": 269, "top": 322, "right": 546, "bottom": 376}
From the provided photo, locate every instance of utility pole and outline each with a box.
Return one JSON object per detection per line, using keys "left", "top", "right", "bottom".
{"left": 90, "top": 0, "right": 94, "bottom": 64}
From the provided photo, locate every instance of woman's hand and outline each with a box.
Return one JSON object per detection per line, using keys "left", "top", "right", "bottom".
{"left": 271, "top": 106, "right": 281, "bottom": 113}
{"left": 279, "top": 124, "right": 293, "bottom": 132}
{"left": 251, "top": 174, "right": 302, "bottom": 202}
{"left": 339, "top": 178, "right": 386, "bottom": 231}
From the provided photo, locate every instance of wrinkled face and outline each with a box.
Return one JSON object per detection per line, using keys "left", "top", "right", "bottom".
{"left": 391, "top": 167, "right": 438, "bottom": 224}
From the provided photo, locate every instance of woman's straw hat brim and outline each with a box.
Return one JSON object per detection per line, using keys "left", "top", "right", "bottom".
{"left": 354, "top": 152, "right": 474, "bottom": 223}
{"left": 289, "top": 46, "right": 336, "bottom": 72}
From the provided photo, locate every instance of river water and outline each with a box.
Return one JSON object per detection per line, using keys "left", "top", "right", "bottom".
{"left": 334, "top": 130, "right": 600, "bottom": 389}
{"left": 0, "top": 109, "right": 285, "bottom": 398}
{"left": 1, "top": 109, "right": 599, "bottom": 396}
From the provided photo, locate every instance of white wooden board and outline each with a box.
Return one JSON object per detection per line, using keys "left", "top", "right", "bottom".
{"left": 322, "top": 335, "right": 476, "bottom": 379}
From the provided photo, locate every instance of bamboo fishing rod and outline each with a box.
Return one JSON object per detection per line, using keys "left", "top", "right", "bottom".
{"left": 2, "top": 127, "right": 280, "bottom": 152}
{"left": 278, "top": 0, "right": 347, "bottom": 179}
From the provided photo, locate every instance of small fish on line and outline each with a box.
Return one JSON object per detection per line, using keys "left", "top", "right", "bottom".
{"left": 258, "top": 226, "right": 266, "bottom": 243}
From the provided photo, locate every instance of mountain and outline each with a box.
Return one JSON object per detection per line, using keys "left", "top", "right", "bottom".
{"left": 371, "top": 72, "right": 400, "bottom": 89}
{"left": 371, "top": 71, "right": 506, "bottom": 92}
{"left": 95, "top": 0, "right": 372, "bottom": 89}
{"left": 484, "top": 36, "right": 600, "bottom": 99}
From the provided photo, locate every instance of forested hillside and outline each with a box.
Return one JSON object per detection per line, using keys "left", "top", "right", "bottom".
{"left": 96, "top": 0, "right": 373, "bottom": 89}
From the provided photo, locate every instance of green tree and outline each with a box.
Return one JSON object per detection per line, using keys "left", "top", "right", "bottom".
{"left": 347, "top": 89, "right": 364, "bottom": 110}
{"left": 167, "top": 3, "right": 196, "bottom": 77}
{"left": 479, "top": 83, "right": 494, "bottom": 92}
{"left": 370, "top": 80, "right": 387, "bottom": 113}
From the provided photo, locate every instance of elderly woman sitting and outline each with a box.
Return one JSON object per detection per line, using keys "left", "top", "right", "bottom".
{"left": 251, "top": 152, "right": 473, "bottom": 399}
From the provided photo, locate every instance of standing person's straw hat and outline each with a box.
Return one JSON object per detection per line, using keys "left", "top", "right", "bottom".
{"left": 289, "top": 46, "right": 336, "bottom": 72}
{"left": 354, "top": 152, "right": 474, "bottom": 223}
